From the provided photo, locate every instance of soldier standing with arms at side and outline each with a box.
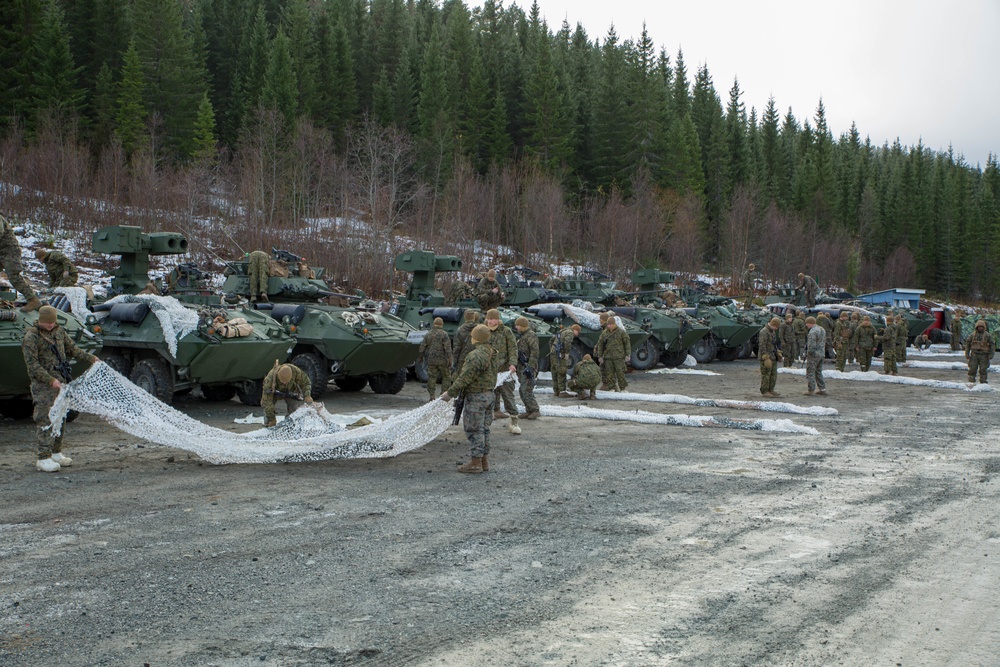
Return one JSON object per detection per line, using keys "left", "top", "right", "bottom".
{"left": 757, "top": 317, "right": 782, "bottom": 398}
{"left": 22, "top": 306, "right": 101, "bottom": 472}
{"left": 792, "top": 310, "right": 808, "bottom": 362}
{"left": 877, "top": 317, "right": 898, "bottom": 375}
{"left": 452, "top": 310, "right": 480, "bottom": 373}
{"left": 484, "top": 309, "right": 520, "bottom": 433}
{"left": 833, "top": 311, "right": 852, "bottom": 371}
{"left": 514, "top": 317, "right": 540, "bottom": 419}
{"left": 550, "top": 324, "right": 579, "bottom": 398}
{"left": 261, "top": 362, "right": 313, "bottom": 427}
{"left": 34, "top": 247, "right": 79, "bottom": 288}
{"left": 247, "top": 250, "right": 271, "bottom": 303}
{"left": 852, "top": 315, "right": 878, "bottom": 372}
{"left": 965, "top": 319, "right": 993, "bottom": 385}
{"left": 817, "top": 311, "right": 834, "bottom": 359}
{"left": 1, "top": 214, "right": 41, "bottom": 311}
{"left": 419, "top": 317, "right": 452, "bottom": 401}
{"left": 594, "top": 316, "right": 631, "bottom": 392}
{"left": 476, "top": 270, "right": 505, "bottom": 311}
{"left": 779, "top": 313, "right": 796, "bottom": 367}
{"left": 894, "top": 315, "right": 909, "bottom": 363}
{"left": 742, "top": 263, "right": 758, "bottom": 308}
{"left": 804, "top": 316, "right": 828, "bottom": 395}
{"left": 847, "top": 312, "right": 861, "bottom": 365}
{"left": 951, "top": 310, "right": 964, "bottom": 351}
{"left": 440, "top": 325, "right": 496, "bottom": 474}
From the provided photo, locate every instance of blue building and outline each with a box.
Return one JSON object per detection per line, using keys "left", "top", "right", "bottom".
{"left": 856, "top": 288, "right": 926, "bottom": 310}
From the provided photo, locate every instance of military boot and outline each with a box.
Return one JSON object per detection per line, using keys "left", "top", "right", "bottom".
{"left": 480, "top": 454, "right": 489, "bottom": 471}
{"left": 507, "top": 416, "right": 521, "bottom": 435}
{"left": 20, "top": 296, "right": 41, "bottom": 313}
{"left": 578, "top": 391, "right": 588, "bottom": 400}
{"left": 599, "top": 383, "right": 611, "bottom": 391}
{"left": 259, "top": 293, "right": 269, "bottom": 303}
{"left": 521, "top": 410, "right": 540, "bottom": 420}
{"left": 589, "top": 389, "right": 596, "bottom": 400}
{"left": 493, "top": 409, "right": 508, "bottom": 419}
{"left": 457, "top": 457, "right": 483, "bottom": 474}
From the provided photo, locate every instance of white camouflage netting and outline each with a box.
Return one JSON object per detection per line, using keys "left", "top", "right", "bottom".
{"left": 870, "top": 358, "right": 997, "bottom": 372}
{"left": 907, "top": 346, "right": 965, "bottom": 357}
{"left": 778, "top": 368, "right": 994, "bottom": 391}
{"left": 544, "top": 303, "right": 622, "bottom": 330}
{"left": 96, "top": 294, "right": 199, "bottom": 358}
{"left": 539, "top": 405, "right": 820, "bottom": 435}
{"left": 53, "top": 286, "right": 91, "bottom": 317}
{"left": 646, "top": 367, "right": 721, "bottom": 376}
{"left": 49, "top": 363, "right": 454, "bottom": 465}
{"left": 534, "top": 387, "right": 837, "bottom": 416}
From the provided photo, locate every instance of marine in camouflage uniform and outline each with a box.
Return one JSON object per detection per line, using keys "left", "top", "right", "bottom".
{"left": 877, "top": 319, "right": 898, "bottom": 375}
{"left": 542, "top": 274, "right": 563, "bottom": 290}
{"left": 804, "top": 317, "right": 827, "bottom": 395}
{"left": 817, "top": 311, "right": 834, "bottom": 358}
{"left": 965, "top": 320, "right": 994, "bottom": 384}
{"left": 452, "top": 310, "right": 480, "bottom": 372}
{"left": 757, "top": 317, "right": 782, "bottom": 397}
{"left": 484, "top": 309, "right": 518, "bottom": 422}
{"left": 852, "top": 316, "right": 878, "bottom": 372}
{"left": 950, "top": 312, "right": 964, "bottom": 352}
{"left": 594, "top": 312, "right": 612, "bottom": 386}
{"left": 550, "top": 324, "right": 578, "bottom": 397}
{"left": 22, "top": 306, "right": 99, "bottom": 471}
{"left": 779, "top": 314, "right": 796, "bottom": 367}
{"left": 444, "top": 280, "right": 473, "bottom": 306}
{"left": 514, "top": 317, "right": 540, "bottom": 418}
{"left": 594, "top": 317, "right": 630, "bottom": 391}
{"left": 262, "top": 362, "right": 313, "bottom": 426}
{"left": 419, "top": 317, "right": 452, "bottom": 400}
{"left": 569, "top": 354, "right": 602, "bottom": 399}
{"left": 247, "top": 250, "right": 270, "bottom": 302}
{"left": 443, "top": 324, "right": 496, "bottom": 473}
{"left": 742, "top": 263, "right": 759, "bottom": 308}
{"left": 847, "top": 313, "right": 861, "bottom": 364}
{"left": 1, "top": 214, "right": 40, "bottom": 311}
{"left": 797, "top": 273, "right": 819, "bottom": 307}
{"left": 913, "top": 333, "right": 932, "bottom": 351}
{"left": 894, "top": 315, "right": 908, "bottom": 363}
{"left": 833, "top": 312, "right": 853, "bottom": 371}
{"left": 34, "top": 248, "right": 79, "bottom": 288}
{"left": 476, "top": 270, "right": 505, "bottom": 311}
{"left": 792, "top": 311, "right": 808, "bottom": 361}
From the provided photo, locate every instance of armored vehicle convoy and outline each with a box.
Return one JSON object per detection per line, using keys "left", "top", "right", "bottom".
{"left": 88, "top": 226, "right": 295, "bottom": 404}
{"left": 0, "top": 293, "right": 102, "bottom": 418}
{"left": 222, "top": 250, "right": 419, "bottom": 398}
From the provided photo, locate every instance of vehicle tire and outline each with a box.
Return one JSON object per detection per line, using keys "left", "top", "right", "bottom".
{"left": 630, "top": 339, "right": 660, "bottom": 370}
{"left": 334, "top": 376, "right": 369, "bottom": 392}
{"left": 928, "top": 328, "right": 949, "bottom": 344}
{"left": 661, "top": 348, "right": 688, "bottom": 368}
{"left": 292, "top": 352, "right": 329, "bottom": 400}
{"left": 737, "top": 339, "right": 754, "bottom": 359}
{"left": 413, "top": 359, "right": 429, "bottom": 383}
{"left": 102, "top": 352, "right": 131, "bottom": 377}
{"left": 129, "top": 358, "right": 174, "bottom": 404}
{"left": 0, "top": 398, "right": 34, "bottom": 420}
{"left": 566, "top": 342, "right": 586, "bottom": 378}
{"left": 716, "top": 345, "right": 740, "bottom": 362}
{"left": 689, "top": 336, "right": 718, "bottom": 364}
{"left": 237, "top": 380, "right": 263, "bottom": 406}
{"left": 369, "top": 368, "right": 407, "bottom": 394}
{"left": 201, "top": 384, "right": 237, "bottom": 402}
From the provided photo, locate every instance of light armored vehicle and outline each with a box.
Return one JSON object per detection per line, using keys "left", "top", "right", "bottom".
{"left": 87, "top": 226, "right": 295, "bottom": 404}
{"left": 222, "top": 250, "right": 419, "bottom": 398}
{"left": 525, "top": 303, "right": 651, "bottom": 371}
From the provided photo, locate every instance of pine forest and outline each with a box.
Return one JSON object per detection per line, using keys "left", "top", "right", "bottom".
{"left": 1, "top": 0, "right": 998, "bottom": 301}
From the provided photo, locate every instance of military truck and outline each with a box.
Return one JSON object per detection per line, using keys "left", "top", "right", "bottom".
{"left": 0, "top": 293, "right": 102, "bottom": 419}
{"left": 221, "top": 250, "right": 419, "bottom": 398}
{"left": 87, "top": 225, "right": 295, "bottom": 405}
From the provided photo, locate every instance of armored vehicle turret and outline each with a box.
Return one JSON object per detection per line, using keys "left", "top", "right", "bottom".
{"left": 623, "top": 269, "right": 712, "bottom": 367}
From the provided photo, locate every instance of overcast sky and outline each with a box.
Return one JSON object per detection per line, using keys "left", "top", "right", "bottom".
{"left": 527, "top": 0, "right": 999, "bottom": 167}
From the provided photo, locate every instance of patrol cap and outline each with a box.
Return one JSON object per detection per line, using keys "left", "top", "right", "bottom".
{"left": 34, "top": 248, "right": 48, "bottom": 260}
{"left": 485, "top": 308, "right": 501, "bottom": 320}
{"left": 38, "top": 305, "right": 58, "bottom": 324}
{"left": 277, "top": 364, "right": 294, "bottom": 383}
{"left": 433, "top": 317, "right": 444, "bottom": 327}
{"left": 471, "top": 324, "right": 491, "bottom": 342}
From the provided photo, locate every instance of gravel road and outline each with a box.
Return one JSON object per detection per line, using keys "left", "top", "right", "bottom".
{"left": 2, "top": 357, "right": 998, "bottom": 666}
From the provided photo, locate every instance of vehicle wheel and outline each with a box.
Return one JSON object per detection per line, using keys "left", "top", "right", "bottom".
{"left": 292, "top": 352, "right": 329, "bottom": 400}
{"left": 237, "top": 380, "right": 263, "bottom": 406}
{"left": 102, "top": 352, "right": 131, "bottom": 377}
{"left": 566, "top": 342, "right": 586, "bottom": 378}
{"left": 201, "top": 384, "right": 237, "bottom": 402}
{"left": 369, "top": 368, "right": 407, "bottom": 394}
{"left": 737, "top": 339, "right": 754, "bottom": 359}
{"left": 716, "top": 345, "right": 740, "bottom": 362}
{"left": 928, "top": 328, "right": 949, "bottom": 344}
{"left": 0, "top": 398, "right": 34, "bottom": 420}
{"left": 413, "top": 359, "right": 429, "bottom": 383}
{"left": 129, "top": 358, "right": 174, "bottom": 404}
{"left": 630, "top": 339, "right": 660, "bottom": 370}
{"left": 334, "top": 376, "right": 369, "bottom": 392}
{"left": 661, "top": 348, "right": 688, "bottom": 367}
{"left": 689, "top": 336, "right": 718, "bottom": 364}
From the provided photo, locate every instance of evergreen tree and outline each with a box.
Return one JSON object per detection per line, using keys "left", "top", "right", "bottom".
{"left": 417, "top": 22, "right": 454, "bottom": 186}
{"left": 760, "top": 96, "right": 781, "bottom": 199}
{"left": 592, "top": 26, "right": 629, "bottom": 190}
{"left": 260, "top": 28, "right": 299, "bottom": 129}
{"left": 523, "top": 28, "right": 573, "bottom": 173}
{"left": 724, "top": 77, "right": 747, "bottom": 187}
{"left": 191, "top": 92, "right": 217, "bottom": 162}
{"left": 282, "top": 0, "right": 318, "bottom": 117}
{"left": 91, "top": 62, "right": 116, "bottom": 149}
{"left": 27, "top": 0, "right": 83, "bottom": 127}
{"left": 115, "top": 42, "right": 149, "bottom": 156}
{"left": 0, "top": 0, "right": 44, "bottom": 125}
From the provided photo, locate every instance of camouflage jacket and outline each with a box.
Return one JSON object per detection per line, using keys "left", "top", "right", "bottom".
{"left": 853, "top": 323, "right": 877, "bottom": 349}
{"left": 876, "top": 323, "right": 897, "bottom": 349}
{"left": 572, "top": 359, "right": 602, "bottom": 388}
{"left": 261, "top": 364, "right": 311, "bottom": 419}
{"left": 806, "top": 325, "right": 826, "bottom": 358}
{"left": 419, "top": 327, "right": 452, "bottom": 366}
{"left": 450, "top": 343, "right": 496, "bottom": 394}
{"left": 550, "top": 327, "right": 575, "bottom": 360}
{"left": 595, "top": 327, "right": 630, "bottom": 361}
{"left": 22, "top": 323, "right": 97, "bottom": 387}
{"left": 516, "top": 328, "right": 539, "bottom": 372}
{"left": 452, "top": 320, "right": 477, "bottom": 368}
{"left": 758, "top": 325, "right": 778, "bottom": 361}
{"left": 833, "top": 319, "right": 853, "bottom": 344}
{"left": 952, "top": 318, "right": 963, "bottom": 337}
{"left": 818, "top": 315, "right": 834, "bottom": 338}
{"left": 476, "top": 278, "right": 504, "bottom": 309}
{"left": 778, "top": 321, "right": 796, "bottom": 346}
{"left": 486, "top": 322, "right": 517, "bottom": 372}
{"left": 43, "top": 251, "right": 78, "bottom": 287}
{"left": 965, "top": 329, "right": 994, "bottom": 354}
{"left": 792, "top": 317, "right": 807, "bottom": 339}
{"left": 798, "top": 275, "right": 819, "bottom": 293}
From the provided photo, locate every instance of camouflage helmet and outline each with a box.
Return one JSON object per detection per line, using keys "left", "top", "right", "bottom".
{"left": 583, "top": 354, "right": 593, "bottom": 361}
{"left": 769, "top": 317, "right": 781, "bottom": 328}
{"left": 748, "top": 263, "right": 755, "bottom": 270}
{"left": 471, "top": 324, "right": 491, "bottom": 343}
{"left": 805, "top": 316, "right": 816, "bottom": 325}
{"left": 839, "top": 311, "right": 850, "bottom": 319}
{"left": 851, "top": 312, "right": 860, "bottom": 320}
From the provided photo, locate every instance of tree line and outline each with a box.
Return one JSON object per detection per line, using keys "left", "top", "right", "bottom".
{"left": 1, "top": 0, "right": 998, "bottom": 301}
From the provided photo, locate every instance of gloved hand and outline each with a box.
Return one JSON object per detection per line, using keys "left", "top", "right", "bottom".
{"left": 439, "top": 391, "right": 452, "bottom": 402}
{"left": 305, "top": 395, "right": 314, "bottom": 404}
{"left": 763, "top": 357, "right": 773, "bottom": 370}
{"left": 264, "top": 418, "right": 277, "bottom": 428}
{"left": 776, "top": 351, "right": 783, "bottom": 361}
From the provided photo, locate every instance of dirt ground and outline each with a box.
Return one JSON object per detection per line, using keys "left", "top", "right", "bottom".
{"left": 2, "top": 356, "right": 999, "bottom": 667}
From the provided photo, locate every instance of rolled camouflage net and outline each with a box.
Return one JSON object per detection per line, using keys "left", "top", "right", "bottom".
{"left": 540, "top": 404, "right": 820, "bottom": 434}
{"left": 545, "top": 303, "right": 615, "bottom": 330}
{"left": 778, "top": 368, "right": 995, "bottom": 391}
{"left": 98, "top": 294, "right": 199, "bottom": 358}
{"left": 870, "top": 358, "right": 997, "bottom": 373}
{"left": 48, "top": 363, "right": 454, "bottom": 465}
{"left": 534, "top": 387, "right": 837, "bottom": 416}
{"left": 53, "top": 286, "right": 91, "bottom": 316}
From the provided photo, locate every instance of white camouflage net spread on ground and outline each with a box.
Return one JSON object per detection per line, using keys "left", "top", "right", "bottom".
{"left": 48, "top": 364, "right": 454, "bottom": 465}
{"left": 534, "top": 387, "right": 837, "bottom": 416}
{"left": 539, "top": 405, "right": 820, "bottom": 434}
{"left": 778, "top": 368, "right": 994, "bottom": 391}
{"left": 97, "top": 294, "right": 199, "bottom": 358}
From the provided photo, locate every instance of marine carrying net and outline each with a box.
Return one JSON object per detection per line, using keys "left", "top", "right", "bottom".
{"left": 49, "top": 363, "right": 454, "bottom": 465}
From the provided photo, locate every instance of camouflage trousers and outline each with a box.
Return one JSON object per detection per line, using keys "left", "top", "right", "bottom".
{"left": 882, "top": 349, "right": 897, "bottom": 374}
{"left": 968, "top": 352, "right": 991, "bottom": 383}
{"left": 951, "top": 337, "right": 962, "bottom": 352}
{"left": 898, "top": 344, "right": 907, "bottom": 363}
{"left": 248, "top": 252, "right": 270, "bottom": 296}
{"left": 796, "top": 338, "right": 807, "bottom": 360}
{"left": 495, "top": 379, "right": 517, "bottom": 415}
{"left": 52, "top": 273, "right": 78, "bottom": 288}
{"left": 550, "top": 356, "right": 570, "bottom": 394}
{"left": 0, "top": 236, "right": 37, "bottom": 299}
{"left": 601, "top": 358, "right": 628, "bottom": 391}
{"left": 835, "top": 342, "right": 850, "bottom": 372}
{"left": 759, "top": 358, "right": 777, "bottom": 394}
{"left": 781, "top": 343, "right": 796, "bottom": 367}
{"left": 31, "top": 382, "right": 63, "bottom": 459}
{"left": 265, "top": 397, "right": 302, "bottom": 424}
{"left": 463, "top": 391, "right": 495, "bottom": 458}
{"left": 805, "top": 356, "right": 826, "bottom": 392}
{"left": 568, "top": 375, "right": 598, "bottom": 396}
{"left": 426, "top": 364, "right": 451, "bottom": 399}
{"left": 858, "top": 348, "right": 874, "bottom": 372}
{"left": 517, "top": 371, "right": 539, "bottom": 413}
